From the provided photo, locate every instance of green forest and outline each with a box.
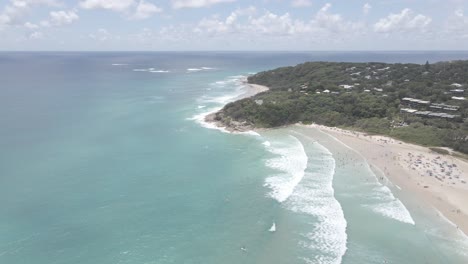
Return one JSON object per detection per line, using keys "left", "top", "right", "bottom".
{"left": 214, "top": 60, "right": 468, "bottom": 154}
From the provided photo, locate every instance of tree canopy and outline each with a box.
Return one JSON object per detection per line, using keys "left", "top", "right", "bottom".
{"left": 216, "top": 61, "right": 468, "bottom": 154}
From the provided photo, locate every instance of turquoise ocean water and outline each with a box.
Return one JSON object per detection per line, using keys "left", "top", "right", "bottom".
{"left": 1, "top": 52, "right": 468, "bottom": 264}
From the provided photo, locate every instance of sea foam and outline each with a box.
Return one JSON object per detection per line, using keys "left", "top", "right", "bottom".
{"left": 361, "top": 165, "right": 415, "bottom": 225}
{"left": 288, "top": 142, "right": 347, "bottom": 264}
{"left": 263, "top": 135, "right": 308, "bottom": 203}
{"left": 189, "top": 75, "right": 251, "bottom": 135}
{"left": 322, "top": 130, "right": 416, "bottom": 225}
{"left": 264, "top": 136, "right": 347, "bottom": 264}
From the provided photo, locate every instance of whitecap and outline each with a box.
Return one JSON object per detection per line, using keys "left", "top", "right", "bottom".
{"left": 187, "top": 68, "right": 203, "bottom": 72}
{"left": 187, "top": 107, "right": 229, "bottom": 134}
{"left": 189, "top": 75, "right": 252, "bottom": 135}
{"left": 133, "top": 69, "right": 148, "bottom": 72}
{"left": 275, "top": 139, "right": 347, "bottom": 264}
{"left": 263, "top": 135, "right": 308, "bottom": 203}
{"left": 111, "top": 63, "right": 128, "bottom": 66}
{"left": 360, "top": 170, "right": 415, "bottom": 225}
{"left": 317, "top": 129, "right": 416, "bottom": 225}
{"left": 149, "top": 70, "right": 170, "bottom": 73}
{"left": 240, "top": 130, "right": 261, "bottom": 137}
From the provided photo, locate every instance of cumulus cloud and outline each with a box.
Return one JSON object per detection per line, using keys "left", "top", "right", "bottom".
{"left": 193, "top": 6, "right": 256, "bottom": 35}
{"left": 190, "top": 3, "right": 362, "bottom": 39}
{"left": 79, "top": 0, "right": 161, "bottom": 19}
{"left": 374, "top": 8, "right": 432, "bottom": 34}
{"left": 363, "top": 3, "right": 371, "bottom": 15}
{"left": 291, "top": 0, "right": 312, "bottom": 7}
{"left": 0, "top": 0, "right": 61, "bottom": 27}
{"left": 29, "top": 30, "right": 43, "bottom": 39}
{"left": 89, "top": 28, "right": 113, "bottom": 41}
{"left": 79, "top": 0, "right": 135, "bottom": 12}
{"left": 249, "top": 12, "right": 299, "bottom": 35}
{"left": 446, "top": 9, "right": 468, "bottom": 38}
{"left": 313, "top": 3, "right": 363, "bottom": 34}
{"left": 131, "top": 0, "right": 162, "bottom": 19}
{"left": 49, "top": 10, "right": 79, "bottom": 25}
{"left": 171, "top": 0, "right": 235, "bottom": 9}
{"left": 24, "top": 21, "right": 39, "bottom": 29}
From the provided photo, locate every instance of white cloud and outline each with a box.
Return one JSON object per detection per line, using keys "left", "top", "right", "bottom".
{"left": 79, "top": 0, "right": 135, "bottom": 12}
{"left": 89, "top": 28, "right": 112, "bottom": 41}
{"left": 24, "top": 21, "right": 39, "bottom": 29}
{"left": 313, "top": 3, "right": 363, "bottom": 34}
{"left": 190, "top": 3, "right": 362, "bottom": 40}
{"left": 171, "top": 0, "right": 235, "bottom": 9}
{"left": 374, "top": 8, "right": 432, "bottom": 34}
{"left": 363, "top": 3, "right": 371, "bottom": 15}
{"left": 131, "top": 0, "right": 162, "bottom": 19}
{"left": 49, "top": 10, "right": 79, "bottom": 26}
{"left": 446, "top": 9, "right": 468, "bottom": 38}
{"left": 291, "top": 0, "right": 312, "bottom": 7}
{"left": 249, "top": 12, "right": 301, "bottom": 35}
{"left": 29, "top": 30, "right": 43, "bottom": 39}
{"left": 192, "top": 6, "right": 256, "bottom": 35}
{"left": 79, "top": 0, "right": 161, "bottom": 19}
{"left": 0, "top": 0, "right": 61, "bottom": 27}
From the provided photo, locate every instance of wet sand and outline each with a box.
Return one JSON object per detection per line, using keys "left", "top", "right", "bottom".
{"left": 304, "top": 124, "right": 468, "bottom": 235}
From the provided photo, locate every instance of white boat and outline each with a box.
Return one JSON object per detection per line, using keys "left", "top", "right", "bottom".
{"left": 269, "top": 222, "right": 276, "bottom": 232}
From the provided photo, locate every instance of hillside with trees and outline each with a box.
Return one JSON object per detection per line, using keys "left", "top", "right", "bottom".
{"left": 213, "top": 61, "right": 468, "bottom": 154}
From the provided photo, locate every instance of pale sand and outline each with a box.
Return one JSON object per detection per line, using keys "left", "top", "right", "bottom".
{"left": 304, "top": 124, "right": 468, "bottom": 235}
{"left": 238, "top": 82, "right": 269, "bottom": 99}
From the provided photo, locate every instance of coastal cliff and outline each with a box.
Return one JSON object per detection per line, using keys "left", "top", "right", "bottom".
{"left": 212, "top": 61, "right": 468, "bottom": 153}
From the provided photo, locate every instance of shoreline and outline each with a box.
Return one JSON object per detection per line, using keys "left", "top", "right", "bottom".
{"left": 204, "top": 81, "right": 269, "bottom": 132}
{"left": 204, "top": 80, "right": 468, "bottom": 235}
{"left": 303, "top": 123, "right": 468, "bottom": 236}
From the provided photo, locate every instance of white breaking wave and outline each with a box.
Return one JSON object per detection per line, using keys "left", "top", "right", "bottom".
{"left": 286, "top": 141, "right": 347, "bottom": 264}
{"left": 133, "top": 68, "right": 169, "bottom": 73}
{"left": 361, "top": 166, "right": 415, "bottom": 225}
{"left": 318, "top": 129, "right": 416, "bottom": 225}
{"left": 187, "top": 67, "right": 215, "bottom": 72}
{"left": 111, "top": 63, "right": 128, "bottom": 66}
{"left": 263, "top": 135, "right": 308, "bottom": 203}
{"left": 240, "top": 130, "right": 261, "bottom": 137}
{"left": 188, "top": 107, "right": 229, "bottom": 133}
{"left": 188, "top": 74, "right": 263, "bottom": 138}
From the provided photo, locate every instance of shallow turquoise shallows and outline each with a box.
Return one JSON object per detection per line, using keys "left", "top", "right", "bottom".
{"left": 1, "top": 52, "right": 468, "bottom": 264}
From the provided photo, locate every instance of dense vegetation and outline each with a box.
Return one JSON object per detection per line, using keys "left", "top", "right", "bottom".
{"left": 215, "top": 61, "right": 468, "bottom": 154}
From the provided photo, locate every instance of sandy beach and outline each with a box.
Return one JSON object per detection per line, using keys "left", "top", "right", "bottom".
{"left": 304, "top": 124, "right": 468, "bottom": 235}
{"left": 205, "top": 80, "right": 468, "bottom": 234}
{"left": 238, "top": 82, "right": 269, "bottom": 99}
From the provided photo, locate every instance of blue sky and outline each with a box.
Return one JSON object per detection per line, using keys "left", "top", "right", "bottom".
{"left": 0, "top": 0, "right": 467, "bottom": 50}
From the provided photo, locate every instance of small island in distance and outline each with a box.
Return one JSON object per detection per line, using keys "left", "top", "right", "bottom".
{"left": 213, "top": 60, "right": 468, "bottom": 155}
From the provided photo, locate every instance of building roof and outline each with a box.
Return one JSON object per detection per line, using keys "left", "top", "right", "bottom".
{"left": 402, "top": 97, "right": 430, "bottom": 104}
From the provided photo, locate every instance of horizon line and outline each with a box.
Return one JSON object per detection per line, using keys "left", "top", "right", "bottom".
{"left": 2, "top": 50, "right": 468, "bottom": 53}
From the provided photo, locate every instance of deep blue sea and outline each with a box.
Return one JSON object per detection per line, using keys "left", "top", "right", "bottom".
{"left": 1, "top": 51, "right": 468, "bottom": 264}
